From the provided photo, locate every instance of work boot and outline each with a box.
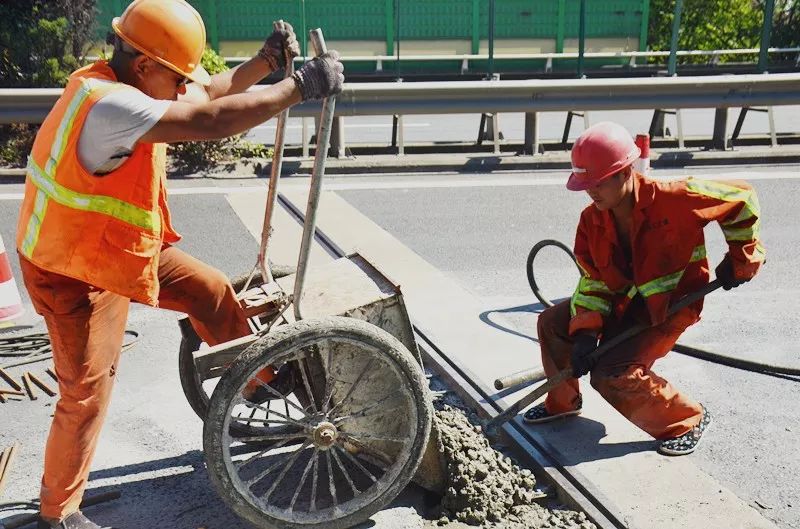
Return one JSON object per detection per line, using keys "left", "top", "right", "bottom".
{"left": 243, "top": 364, "right": 296, "bottom": 404}
{"left": 657, "top": 406, "right": 712, "bottom": 456}
{"left": 37, "top": 512, "right": 113, "bottom": 529}
{"left": 522, "top": 395, "right": 582, "bottom": 424}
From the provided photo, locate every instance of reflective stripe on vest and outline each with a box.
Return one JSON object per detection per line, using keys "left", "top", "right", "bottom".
{"left": 634, "top": 244, "right": 706, "bottom": 299}
{"left": 686, "top": 178, "right": 761, "bottom": 242}
{"left": 20, "top": 79, "right": 160, "bottom": 259}
{"left": 570, "top": 243, "right": 706, "bottom": 317}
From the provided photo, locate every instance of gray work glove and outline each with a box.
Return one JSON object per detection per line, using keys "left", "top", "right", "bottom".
{"left": 292, "top": 50, "right": 344, "bottom": 101}
{"left": 258, "top": 20, "right": 301, "bottom": 71}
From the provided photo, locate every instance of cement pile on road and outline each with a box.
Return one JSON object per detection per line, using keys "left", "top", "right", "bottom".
{"left": 432, "top": 403, "right": 595, "bottom": 529}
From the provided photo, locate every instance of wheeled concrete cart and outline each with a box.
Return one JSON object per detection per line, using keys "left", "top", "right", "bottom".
{"left": 175, "top": 29, "right": 444, "bottom": 529}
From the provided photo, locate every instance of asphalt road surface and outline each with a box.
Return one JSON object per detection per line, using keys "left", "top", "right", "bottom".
{"left": 0, "top": 163, "right": 797, "bottom": 529}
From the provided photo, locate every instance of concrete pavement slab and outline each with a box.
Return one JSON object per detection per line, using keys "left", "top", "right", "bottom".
{"left": 268, "top": 188, "right": 779, "bottom": 529}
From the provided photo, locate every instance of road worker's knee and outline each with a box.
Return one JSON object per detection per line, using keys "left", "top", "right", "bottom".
{"left": 537, "top": 303, "right": 566, "bottom": 341}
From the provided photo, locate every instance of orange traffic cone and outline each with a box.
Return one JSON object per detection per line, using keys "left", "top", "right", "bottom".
{"left": 0, "top": 233, "right": 24, "bottom": 324}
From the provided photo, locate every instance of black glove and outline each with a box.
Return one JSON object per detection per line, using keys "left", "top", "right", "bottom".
{"left": 571, "top": 333, "right": 598, "bottom": 378}
{"left": 292, "top": 50, "right": 344, "bottom": 101}
{"left": 715, "top": 253, "right": 749, "bottom": 291}
{"left": 258, "top": 20, "right": 301, "bottom": 71}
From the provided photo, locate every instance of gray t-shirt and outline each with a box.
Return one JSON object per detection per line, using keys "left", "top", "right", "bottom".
{"left": 77, "top": 83, "right": 171, "bottom": 174}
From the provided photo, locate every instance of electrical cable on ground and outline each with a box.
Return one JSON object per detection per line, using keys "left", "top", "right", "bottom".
{"left": 526, "top": 239, "right": 799, "bottom": 378}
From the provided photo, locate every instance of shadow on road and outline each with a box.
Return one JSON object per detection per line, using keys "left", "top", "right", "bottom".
{"left": 522, "top": 415, "right": 658, "bottom": 466}
{"left": 478, "top": 297, "right": 571, "bottom": 344}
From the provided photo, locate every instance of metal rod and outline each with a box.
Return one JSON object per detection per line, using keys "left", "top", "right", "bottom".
{"left": 256, "top": 46, "right": 295, "bottom": 286}
{"left": 758, "top": 0, "right": 776, "bottom": 73}
{"left": 578, "top": 0, "right": 586, "bottom": 78}
{"left": 494, "top": 367, "right": 546, "bottom": 390}
{"left": 488, "top": 0, "right": 496, "bottom": 78}
{"left": 293, "top": 28, "right": 336, "bottom": 321}
{"left": 668, "top": 0, "right": 684, "bottom": 76}
{"left": 487, "top": 279, "right": 723, "bottom": 431}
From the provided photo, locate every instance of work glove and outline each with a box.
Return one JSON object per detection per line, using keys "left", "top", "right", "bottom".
{"left": 571, "top": 333, "right": 598, "bottom": 378}
{"left": 258, "top": 20, "right": 301, "bottom": 71}
{"left": 292, "top": 50, "right": 345, "bottom": 101}
{"left": 715, "top": 253, "right": 750, "bottom": 290}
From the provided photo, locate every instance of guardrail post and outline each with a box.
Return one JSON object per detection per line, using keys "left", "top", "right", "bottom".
{"left": 392, "top": 115, "right": 405, "bottom": 156}
{"left": 330, "top": 117, "right": 346, "bottom": 158}
{"left": 523, "top": 112, "right": 540, "bottom": 155}
{"left": 491, "top": 113, "right": 501, "bottom": 154}
{"left": 302, "top": 117, "right": 310, "bottom": 158}
{"left": 711, "top": 108, "right": 729, "bottom": 150}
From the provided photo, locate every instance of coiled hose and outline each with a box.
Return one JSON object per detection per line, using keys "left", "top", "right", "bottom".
{"left": 526, "top": 239, "right": 800, "bottom": 378}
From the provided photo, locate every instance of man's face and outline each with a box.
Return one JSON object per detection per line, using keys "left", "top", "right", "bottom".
{"left": 133, "top": 57, "right": 188, "bottom": 100}
{"left": 585, "top": 170, "right": 631, "bottom": 211}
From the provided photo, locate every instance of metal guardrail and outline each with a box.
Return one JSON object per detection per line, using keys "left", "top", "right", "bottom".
{"left": 3, "top": 73, "right": 800, "bottom": 155}
{"left": 220, "top": 47, "right": 800, "bottom": 73}
{"left": 5, "top": 73, "right": 800, "bottom": 124}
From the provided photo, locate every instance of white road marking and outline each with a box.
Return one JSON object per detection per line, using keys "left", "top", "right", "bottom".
{"left": 0, "top": 170, "right": 797, "bottom": 200}
{"left": 250, "top": 123, "right": 430, "bottom": 130}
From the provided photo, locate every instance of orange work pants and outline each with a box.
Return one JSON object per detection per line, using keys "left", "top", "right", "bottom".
{"left": 19, "top": 246, "right": 251, "bottom": 521}
{"left": 538, "top": 301, "right": 703, "bottom": 439}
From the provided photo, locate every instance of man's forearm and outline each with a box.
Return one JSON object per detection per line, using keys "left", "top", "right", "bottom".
{"left": 207, "top": 56, "right": 275, "bottom": 100}
{"left": 204, "top": 76, "right": 302, "bottom": 137}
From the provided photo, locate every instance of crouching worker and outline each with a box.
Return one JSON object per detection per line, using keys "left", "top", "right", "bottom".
{"left": 16, "top": 1, "right": 344, "bottom": 528}
{"left": 523, "top": 122, "right": 765, "bottom": 456}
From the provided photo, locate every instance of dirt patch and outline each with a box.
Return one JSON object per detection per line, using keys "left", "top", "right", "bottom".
{"left": 431, "top": 402, "right": 595, "bottom": 529}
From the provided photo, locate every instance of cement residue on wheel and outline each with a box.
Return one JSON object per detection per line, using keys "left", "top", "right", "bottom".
{"left": 431, "top": 402, "right": 595, "bottom": 529}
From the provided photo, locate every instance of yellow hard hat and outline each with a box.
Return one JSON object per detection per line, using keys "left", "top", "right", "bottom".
{"left": 112, "top": 0, "right": 211, "bottom": 86}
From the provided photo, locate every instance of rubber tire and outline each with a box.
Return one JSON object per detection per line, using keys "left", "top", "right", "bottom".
{"left": 178, "top": 271, "right": 263, "bottom": 423}
{"left": 526, "top": 239, "right": 580, "bottom": 308}
{"left": 203, "top": 316, "right": 432, "bottom": 529}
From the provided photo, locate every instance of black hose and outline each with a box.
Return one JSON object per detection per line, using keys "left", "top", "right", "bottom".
{"left": 526, "top": 239, "right": 578, "bottom": 308}
{"left": 526, "top": 239, "right": 799, "bottom": 378}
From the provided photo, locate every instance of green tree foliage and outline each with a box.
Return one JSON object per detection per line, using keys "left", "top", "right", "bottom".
{"left": 0, "top": 0, "right": 95, "bottom": 88}
{"left": 0, "top": 1, "right": 97, "bottom": 166}
{"left": 771, "top": 0, "right": 800, "bottom": 48}
{"left": 648, "top": 0, "right": 763, "bottom": 53}
{"left": 648, "top": 0, "right": 800, "bottom": 58}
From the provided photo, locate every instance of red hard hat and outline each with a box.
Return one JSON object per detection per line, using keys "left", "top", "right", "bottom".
{"left": 567, "top": 122, "right": 640, "bottom": 191}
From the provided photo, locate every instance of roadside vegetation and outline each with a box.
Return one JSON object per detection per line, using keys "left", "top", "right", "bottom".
{"left": 1, "top": 0, "right": 798, "bottom": 169}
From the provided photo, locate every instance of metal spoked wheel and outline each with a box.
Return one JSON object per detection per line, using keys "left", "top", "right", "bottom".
{"left": 526, "top": 239, "right": 580, "bottom": 308}
{"left": 203, "top": 316, "right": 432, "bottom": 529}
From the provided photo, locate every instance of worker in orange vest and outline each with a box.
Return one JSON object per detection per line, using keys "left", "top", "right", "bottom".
{"left": 524, "top": 122, "right": 765, "bottom": 456}
{"left": 15, "top": 1, "right": 344, "bottom": 528}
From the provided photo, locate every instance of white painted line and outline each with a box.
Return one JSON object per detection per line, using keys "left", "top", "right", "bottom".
{"left": 0, "top": 170, "right": 797, "bottom": 201}
{"left": 250, "top": 123, "right": 430, "bottom": 130}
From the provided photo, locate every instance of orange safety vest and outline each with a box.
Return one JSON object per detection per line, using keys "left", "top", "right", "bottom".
{"left": 16, "top": 61, "right": 180, "bottom": 306}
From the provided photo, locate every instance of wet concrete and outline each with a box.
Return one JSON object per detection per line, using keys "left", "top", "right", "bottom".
{"left": 430, "top": 400, "right": 595, "bottom": 529}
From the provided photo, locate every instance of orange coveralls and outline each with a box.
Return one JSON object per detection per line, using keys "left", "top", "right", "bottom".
{"left": 20, "top": 248, "right": 250, "bottom": 519}
{"left": 15, "top": 61, "right": 253, "bottom": 520}
{"left": 539, "top": 172, "right": 765, "bottom": 439}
